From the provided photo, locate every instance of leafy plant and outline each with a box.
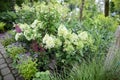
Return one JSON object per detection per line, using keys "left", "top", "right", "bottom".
{"left": 1, "top": 38, "right": 16, "bottom": 47}
{"left": 17, "top": 57, "right": 38, "bottom": 80}
{"left": 13, "top": 0, "right": 96, "bottom": 72}
{"left": 0, "top": 22, "right": 6, "bottom": 31}
{"left": 0, "top": 11, "right": 17, "bottom": 30}
{"left": 6, "top": 46, "right": 26, "bottom": 59}
{"left": 76, "top": 14, "right": 118, "bottom": 55}
{"left": 7, "top": 30, "right": 16, "bottom": 36}
{"left": 14, "top": 1, "right": 69, "bottom": 33}
{"left": 33, "top": 71, "right": 50, "bottom": 80}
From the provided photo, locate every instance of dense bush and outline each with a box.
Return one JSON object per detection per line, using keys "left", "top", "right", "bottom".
{"left": 2, "top": 0, "right": 119, "bottom": 80}
{"left": 0, "top": 11, "right": 17, "bottom": 30}
{"left": 66, "top": 13, "right": 118, "bottom": 56}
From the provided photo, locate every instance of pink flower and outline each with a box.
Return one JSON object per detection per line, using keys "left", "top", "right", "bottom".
{"left": 15, "top": 24, "right": 22, "bottom": 33}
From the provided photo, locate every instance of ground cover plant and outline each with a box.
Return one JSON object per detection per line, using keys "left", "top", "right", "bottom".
{"left": 0, "top": 0, "right": 119, "bottom": 80}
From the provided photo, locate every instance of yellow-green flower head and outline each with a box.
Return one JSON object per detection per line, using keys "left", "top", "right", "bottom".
{"left": 76, "top": 40, "right": 84, "bottom": 49}
{"left": 78, "top": 31, "right": 88, "bottom": 40}
{"left": 63, "top": 44, "right": 75, "bottom": 53}
{"left": 64, "top": 40, "right": 71, "bottom": 45}
{"left": 43, "top": 34, "right": 55, "bottom": 49}
{"left": 69, "top": 33, "right": 79, "bottom": 43}
{"left": 58, "top": 24, "right": 69, "bottom": 37}
{"left": 24, "top": 29, "right": 33, "bottom": 41}
{"left": 14, "top": 5, "right": 20, "bottom": 12}
{"left": 43, "top": 34, "right": 49, "bottom": 44}
{"left": 22, "top": 4, "right": 32, "bottom": 11}
{"left": 31, "top": 20, "right": 40, "bottom": 28}
{"left": 15, "top": 33, "right": 23, "bottom": 41}
{"left": 55, "top": 38, "right": 62, "bottom": 48}
{"left": 19, "top": 23, "right": 29, "bottom": 31}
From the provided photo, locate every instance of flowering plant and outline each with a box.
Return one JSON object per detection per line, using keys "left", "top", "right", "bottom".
{"left": 14, "top": 0, "right": 94, "bottom": 71}
{"left": 14, "top": 21, "right": 94, "bottom": 69}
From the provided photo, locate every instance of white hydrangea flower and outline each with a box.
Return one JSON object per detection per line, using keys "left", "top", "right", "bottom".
{"left": 43, "top": 34, "right": 49, "bottom": 44}
{"left": 32, "top": 29, "right": 39, "bottom": 40}
{"left": 58, "top": 24, "right": 69, "bottom": 37}
{"left": 15, "top": 33, "right": 23, "bottom": 41}
{"left": 24, "top": 29, "right": 33, "bottom": 41}
{"left": 14, "top": 5, "right": 20, "bottom": 12}
{"left": 69, "top": 33, "right": 79, "bottom": 43}
{"left": 31, "top": 20, "right": 40, "bottom": 28}
{"left": 78, "top": 31, "right": 88, "bottom": 40}
{"left": 19, "top": 23, "right": 29, "bottom": 31}
{"left": 43, "top": 34, "right": 55, "bottom": 49}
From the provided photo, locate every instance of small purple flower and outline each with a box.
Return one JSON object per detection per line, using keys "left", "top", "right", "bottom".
{"left": 26, "top": 52, "right": 31, "bottom": 56}
{"left": 15, "top": 24, "right": 22, "bottom": 33}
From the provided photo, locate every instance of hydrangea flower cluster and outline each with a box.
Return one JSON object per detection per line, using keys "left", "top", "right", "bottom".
{"left": 43, "top": 34, "right": 62, "bottom": 49}
{"left": 15, "top": 21, "right": 93, "bottom": 54}
{"left": 15, "top": 19, "right": 42, "bottom": 41}
{"left": 42, "top": 24, "right": 93, "bottom": 53}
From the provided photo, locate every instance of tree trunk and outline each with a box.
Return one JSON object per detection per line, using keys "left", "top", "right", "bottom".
{"left": 80, "top": 0, "right": 85, "bottom": 21}
{"left": 105, "top": 0, "right": 109, "bottom": 17}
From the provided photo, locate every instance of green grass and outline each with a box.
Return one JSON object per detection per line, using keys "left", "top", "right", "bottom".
{"left": 50, "top": 51, "right": 120, "bottom": 80}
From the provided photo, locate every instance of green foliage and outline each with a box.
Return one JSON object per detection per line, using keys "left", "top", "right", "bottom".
{"left": 1, "top": 38, "right": 16, "bottom": 47}
{"left": 0, "top": 11, "right": 17, "bottom": 30}
{"left": 104, "top": 50, "right": 120, "bottom": 80}
{"left": 0, "top": 22, "right": 6, "bottom": 31}
{"left": 83, "top": 14, "right": 118, "bottom": 54}
{"left": 15, "top": 1, "right": 69, "bottom": 34}
{"left": 15, "top": 21, "right": 94, "bottom": 69}
{"left": 33, "top": 71, "right": 50, "bottom": 80}
{"left": 7, "top": 30, "right": 16, "bottom": 36}
{"left": 7, "top": 0, "right": 119, "bottom": 80}
{"left": 17, "top": 57, "right": 38, "bottom": 80}
{"left": 14, "top": 1, "right": 95, "bottom": 71}
{"left": 112, "top": 0, "right": 120, "bottom": 13}
{"left": 0, "top": 0, "right": 12, "bottom": 11}
{"left": 50, "top": 52, "right": 120, "bottom": 80}
{"left": 68, "top": 50, "right": 120, "bottom": 80}
{"left": 68, "top": 57, "right": 105, "bottom": 80}
{"left": 6, "top": 46, "right": 26, "bottom": 59}
{"left": 67, "top": 14, "right": 118, "bottom": 55}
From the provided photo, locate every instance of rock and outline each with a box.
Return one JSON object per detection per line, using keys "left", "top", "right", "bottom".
{"left": 3, "top": 74, "right": 15, "bottom": 80}
{"left": 1, "top": 67, "right": 10, "bottom": 76}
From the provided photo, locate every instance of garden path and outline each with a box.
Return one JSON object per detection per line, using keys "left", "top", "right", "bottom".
{"left": 0, "top": 33, "right": 24, "bottom": 80}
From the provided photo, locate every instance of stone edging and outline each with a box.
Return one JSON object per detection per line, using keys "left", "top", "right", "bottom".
{"left": 0, "top": 43, "right": 24, "bottom": 80}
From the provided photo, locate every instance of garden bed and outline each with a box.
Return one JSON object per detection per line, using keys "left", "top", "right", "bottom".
{"left": 0, "top": 0, "right": 120, "bottom": 80}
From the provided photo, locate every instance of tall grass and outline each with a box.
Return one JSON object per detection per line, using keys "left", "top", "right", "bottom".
{"left": 51, "top": 51, "right": 120, "bottom": 80}
{"left": 67, "top": 57, "right": 105, "bottom": 80}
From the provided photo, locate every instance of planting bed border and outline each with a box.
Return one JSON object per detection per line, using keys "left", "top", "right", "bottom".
{"left": 0, "top": 42, "right": 24, "bottom": 80}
